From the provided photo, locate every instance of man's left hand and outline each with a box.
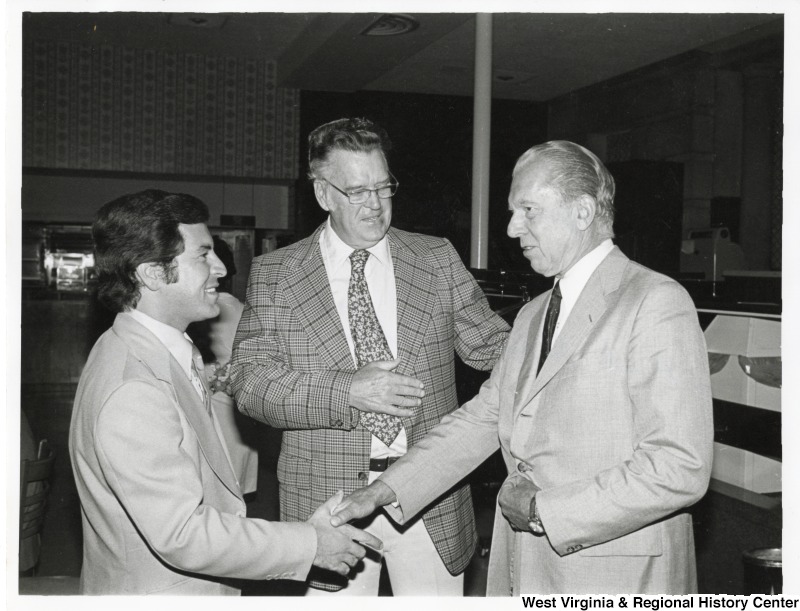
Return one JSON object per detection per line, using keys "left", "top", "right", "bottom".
{"left": 498, "top": 472, "right": 540, "bottom": 532}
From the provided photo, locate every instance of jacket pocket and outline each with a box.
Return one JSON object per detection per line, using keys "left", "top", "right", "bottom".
{"left": 578, "top": 523, "right": 663, "bottom": 557}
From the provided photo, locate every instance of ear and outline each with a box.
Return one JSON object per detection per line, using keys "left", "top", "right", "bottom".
{"left": 313, "top": 180, "right": 332, "bottom": 212}
{"left": 135, "top": 262, "right": 166, "bottom": 292}
{"left": 574, "top": 194, "right": 597, "bottom": 231}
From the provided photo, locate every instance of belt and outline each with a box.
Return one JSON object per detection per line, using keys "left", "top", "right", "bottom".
{"left": 369, "top": 457, "right": 401, "bottom": 472}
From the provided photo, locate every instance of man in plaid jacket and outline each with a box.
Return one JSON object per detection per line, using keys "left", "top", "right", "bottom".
{"left": 230, "top": 118, "right": 509, "bottom": 595}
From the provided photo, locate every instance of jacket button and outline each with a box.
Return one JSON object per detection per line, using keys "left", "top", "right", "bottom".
{"left": 332, "top": 419, "right": 343, "bottom": 427}
{"left": 357, "top": 472, "right": 368, "bottom": 481}
{"left": 518, "top": 463, "right": 529, "bottom": 472}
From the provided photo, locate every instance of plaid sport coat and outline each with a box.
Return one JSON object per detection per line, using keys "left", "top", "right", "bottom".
{"left": 231, "top": 223, "right": 509, "bottom": 587}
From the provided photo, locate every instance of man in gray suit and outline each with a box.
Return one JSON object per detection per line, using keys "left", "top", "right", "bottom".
{"left": 332, "top": 141, "right": 714, "bottom": 594}
{"left": 230, "top": 118, "right": 509, "bottom": 595}
{"left": 69, "top": 189, "right": 378, "bottom": 594}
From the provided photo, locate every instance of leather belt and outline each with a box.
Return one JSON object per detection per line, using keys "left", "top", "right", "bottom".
{"left": 368, "top": 457, "right": 401, "bottom": 472}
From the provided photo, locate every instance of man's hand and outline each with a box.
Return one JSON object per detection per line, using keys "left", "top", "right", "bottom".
{"left": 498, "top": 472, "right": 540, "bottom": 532}
{"left": 349, "top": 359, "right": 424, "bottom": 417}
{"left": 307, "top": 491, "right": 384, "bottom": 576}
{"left": 330, "top": 480, "right": 397, "bottom": 527}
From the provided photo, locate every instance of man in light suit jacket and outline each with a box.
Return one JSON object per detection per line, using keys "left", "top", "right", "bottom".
{"left": 230, "top": 118, "right": 509, "bottom": 595}
{"left": 332, "top": 141, "right": 714, "bottom": 594}
{"left": 69, "top": 189, "right": 379, "bottom": 595}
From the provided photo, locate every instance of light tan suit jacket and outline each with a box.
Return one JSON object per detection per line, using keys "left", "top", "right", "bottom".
{"left": 381, "top": 247, "right": 714, "bottom": 594}
{"left": 69, "top": 313, "right": 317, "bottom": 595}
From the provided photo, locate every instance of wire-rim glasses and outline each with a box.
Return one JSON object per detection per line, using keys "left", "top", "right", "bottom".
{"left": 322, "top": 173, "right": 399, "bottom": 205}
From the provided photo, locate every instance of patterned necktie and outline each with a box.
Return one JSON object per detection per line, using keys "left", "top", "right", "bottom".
{"left": 190, "top": 345, "right": 210, "bottom": 414}
{"left": 537, "top": 281, "right": 562, "bottom": 375}
{"left": 348, "top": 249, "right": 403, "bottom": 446}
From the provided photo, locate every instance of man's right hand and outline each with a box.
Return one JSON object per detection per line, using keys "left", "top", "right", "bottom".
{"left": 330, "top": 480, "right": 397, "bottom": 527}
{"left": 308, "top": 491, "right": 384, "bottom": 576}
{"left": 349, "top": 359, "right": 424, "bottom": 416}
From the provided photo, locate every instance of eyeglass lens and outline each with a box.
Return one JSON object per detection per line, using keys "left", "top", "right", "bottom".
{"left": 348, "top": 184, "right": 396, "bottom": 204}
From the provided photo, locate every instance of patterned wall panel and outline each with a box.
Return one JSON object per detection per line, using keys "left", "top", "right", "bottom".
{"left": 23, "top": 39, "right": 300, "bottom": 179}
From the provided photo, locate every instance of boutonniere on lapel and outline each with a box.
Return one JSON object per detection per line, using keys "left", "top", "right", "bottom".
{"left": 207, "top": 361, "right": 233, "bottom": 396}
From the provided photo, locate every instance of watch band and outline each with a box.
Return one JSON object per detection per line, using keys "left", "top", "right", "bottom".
{"left": 528, "top": 492, "right": 544, "bottom": 535}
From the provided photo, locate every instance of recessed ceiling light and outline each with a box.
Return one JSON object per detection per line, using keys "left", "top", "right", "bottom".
{"left": 167, "top": 14, "right": 228, "bottom": 29}
{"left": 494, "top": 70, "right": 535, "bottom": 85}
{"left": 361, "top": 14, "right": 420, "bottom": 37}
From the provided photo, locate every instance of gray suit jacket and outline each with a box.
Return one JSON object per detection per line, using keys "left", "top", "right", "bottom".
{"left": 69, "top": 313, "right": 317, "bottom": 594}
{"left": 382, "top": 247, "right": 714, "bottom": 594}
{"left": 231, "top": 224, "right": 509, "bottom": 588}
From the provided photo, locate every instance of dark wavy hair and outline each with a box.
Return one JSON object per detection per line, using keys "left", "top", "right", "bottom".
{"left": 307, "top": 117, "right": 392, "bottom": 180}
{"left": 92, "top": 189, "right": 209, "bottom": 312}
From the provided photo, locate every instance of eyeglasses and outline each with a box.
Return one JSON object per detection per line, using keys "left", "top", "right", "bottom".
{"left": 322, "top": 173, "right": 399, "bottom": 206}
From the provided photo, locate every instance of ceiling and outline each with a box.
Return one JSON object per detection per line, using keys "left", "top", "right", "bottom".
{"left": 23, "top": 11, "right": 784, "bottom": 101}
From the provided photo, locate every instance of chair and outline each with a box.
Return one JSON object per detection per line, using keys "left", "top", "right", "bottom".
{"left": 19, "top": 439, "right": 55, "bottom": 574}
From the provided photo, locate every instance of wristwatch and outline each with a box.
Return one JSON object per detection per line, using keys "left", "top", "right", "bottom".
{"left": 528, "top": 492, "right": 545, "bottom": 535}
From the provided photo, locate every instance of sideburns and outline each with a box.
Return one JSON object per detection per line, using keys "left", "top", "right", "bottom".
{"left": 161, "top": 261, "right": 180, "bottom": 284}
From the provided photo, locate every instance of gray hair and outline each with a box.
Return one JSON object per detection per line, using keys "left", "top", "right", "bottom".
{"left": 307, "top": 117, "right": 391, "bottom": 180}
{"left": 514, "top": 140, "right": 615, "bottom": 236}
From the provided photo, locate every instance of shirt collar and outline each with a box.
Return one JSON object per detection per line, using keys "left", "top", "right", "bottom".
{"left": 556, "top": 239, "right": 614, "bottom": 300}
{"left": 321, "top": 217, "right": 391, "bottom": 269}
{"left": 128, "top": 308, "right": 195, "bottom": 380}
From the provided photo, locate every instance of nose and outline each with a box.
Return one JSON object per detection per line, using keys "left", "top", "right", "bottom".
{"left": 361, "top": 189, "right": 383, "bottom": 209}
{"left": 209, "top": 251, "right": 227, "bottom": 278}
{"left": 507, "top": 209, "right": 525, "bottom": 238}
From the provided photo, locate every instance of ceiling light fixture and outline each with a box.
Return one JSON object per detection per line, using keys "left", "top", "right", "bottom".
{"left": 361, "top": 14, "right": 420, "bottom": 37}
{"left": 493, "top": 70, "right": 535, "bottom": 85}
{"left": 167, "top": 14, "right": 228, "bottom": 29}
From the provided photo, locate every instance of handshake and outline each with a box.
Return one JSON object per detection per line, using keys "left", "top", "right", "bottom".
{"left": 311, "top": 473, "right": 541, "bottom": 576}
{"left": 307, "top": 482, "right": 397, "bottom": 576}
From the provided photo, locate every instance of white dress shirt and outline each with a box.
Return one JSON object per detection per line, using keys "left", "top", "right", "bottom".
{"left": 551, "top": 239, "right": 614, "bottom": 344}
{"left": 319, "top": 218, "right": 406, "bottom": 459}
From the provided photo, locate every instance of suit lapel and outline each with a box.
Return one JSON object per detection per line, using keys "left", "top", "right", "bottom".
{"left": 386, "top": 231, "right": 436, "bottom": 434}
{"left": 513, "top": 298, "right": 547, "bottom": 408}
{"left": 282, "top": 227, "right": 356, "bottom": 372}
{"left": 169, "top": 361, "right": 242, "bottom": 497}
{"left": 513, "top": 247, "right": 628, "bottom": 418}
{"left": 529, "top": 279, "right": 607, "bottom": 393}
{"left": 113, "top": 314, "right": 242, "bottom": 498}
{"left": 389, "top": 230, "right": 436, "bottom": 377}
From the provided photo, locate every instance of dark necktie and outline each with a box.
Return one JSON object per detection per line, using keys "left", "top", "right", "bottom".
{"left": 537, "top": 281, "right": 562, "bottom": 375}
{"left": 348, "top": 249, "right": 404, "bottom": 446}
